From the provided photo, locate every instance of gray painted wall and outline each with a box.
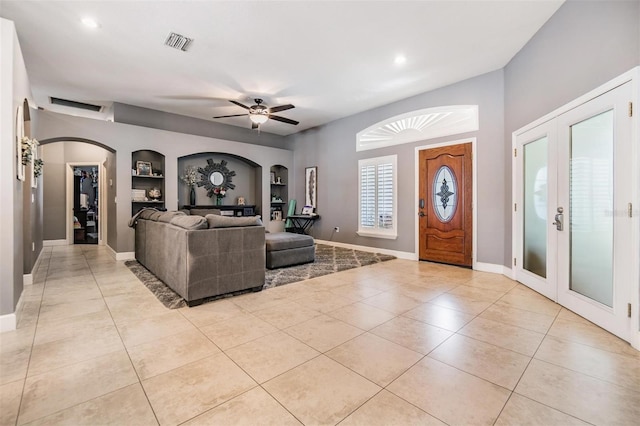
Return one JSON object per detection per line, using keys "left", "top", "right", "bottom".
{"left": 36, "top": 110, "right": 294, "bottom": 253}
{"left": 41, "top": 142, "right": 114, "bottom": 241}
{"left": 503, "top": 0, "right": 640, "bottom": 265}
{"left": 286, "top": 70, "right": 505, "bottom": 265}
{"left": 114, "top": 103, "right": 289, "bottom": 150}
{"left": 1, "top": 18, "right": 34, "bottom": 316}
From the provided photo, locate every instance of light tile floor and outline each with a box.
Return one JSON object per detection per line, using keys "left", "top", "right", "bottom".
{"left": 1, "top": 245, "right": 639, "bottom": 425}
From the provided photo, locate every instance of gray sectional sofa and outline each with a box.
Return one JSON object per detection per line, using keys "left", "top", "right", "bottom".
{"left": 133, "top": 210, "right": 265, "bottom": 306}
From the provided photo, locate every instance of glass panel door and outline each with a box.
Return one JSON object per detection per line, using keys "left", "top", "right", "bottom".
{"left": 556, "top": 82, "right": 633, "bottom": 341}
{"left": 569, "top": 110, "right": 613, "bottom": 307}
{"left": 523, "top": 137, "right": 548, "bottom": 278}
{"left": 514, "top": 120, "right": 557, "bottom": 300}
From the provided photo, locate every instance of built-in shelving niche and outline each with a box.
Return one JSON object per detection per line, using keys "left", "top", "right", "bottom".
{"left": 131, "top": 150, "right": 165, "bottom": 215}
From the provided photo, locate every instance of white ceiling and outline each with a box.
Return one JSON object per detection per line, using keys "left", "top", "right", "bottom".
{"left": 1, "top": 0, "right": 564, "bottom": 136}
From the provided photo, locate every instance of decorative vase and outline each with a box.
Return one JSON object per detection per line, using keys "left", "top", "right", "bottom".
{"left": 216, "top": 196, "right": 222, "bottom": 206}
{"left": 189, "top": 186, "right": 196, "bottom": 206}
{"left": 148, "top": 188, "right": 161, "bottom": 200}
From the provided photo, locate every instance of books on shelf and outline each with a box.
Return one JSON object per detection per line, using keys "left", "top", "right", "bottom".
{"left": 131, "top": 189, "right": 146, "bottom": 201}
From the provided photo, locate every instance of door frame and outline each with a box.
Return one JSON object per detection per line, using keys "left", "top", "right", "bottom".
{"left": 414, "top": 137, "right": 478, "bottom": 269}
{"left": 65, "top": 162, "right": 107, "bottom": 246}
{"left": 512, "top": 66, "right": 640, "bottom": 350}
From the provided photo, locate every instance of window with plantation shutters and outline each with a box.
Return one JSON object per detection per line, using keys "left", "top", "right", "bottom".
{"left": 358, "top": 155, "right": 397, "bottom": 239}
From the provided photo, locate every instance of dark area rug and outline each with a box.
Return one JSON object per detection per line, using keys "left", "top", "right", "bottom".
{"left": 264, "top": 244, "right": 396, "bottom": 289}
{"left": 125, "top": 244, "right": 395, "bottom": 309}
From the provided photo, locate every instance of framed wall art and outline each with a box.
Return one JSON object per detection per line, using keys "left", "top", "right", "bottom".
{"left": 305, "top": 166, "right": 317, "bottom": 209}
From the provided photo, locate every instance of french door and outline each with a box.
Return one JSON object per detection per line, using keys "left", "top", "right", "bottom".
{"left": 515, "top": 82, "right": 633, "bottom": 341}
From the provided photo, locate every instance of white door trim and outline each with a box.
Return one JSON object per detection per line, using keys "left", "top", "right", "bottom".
{"left": 414, "top": 137, "right": 477, "bottom": 268}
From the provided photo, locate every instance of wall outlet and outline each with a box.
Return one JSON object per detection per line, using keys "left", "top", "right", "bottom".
{"left": 334, "top": 227, "right": 340, "bottom": 233}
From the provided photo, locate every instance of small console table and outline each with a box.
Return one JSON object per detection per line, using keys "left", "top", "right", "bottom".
{"left": 286, "top": 214, "right": 320, "bottom": 235}
{"left": 182, "top": 205, "right": 256, "bottom": 217}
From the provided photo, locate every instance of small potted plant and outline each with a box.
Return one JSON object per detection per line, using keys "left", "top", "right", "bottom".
{"left": 213, "top": 187, "right": 226, "bottom": 205}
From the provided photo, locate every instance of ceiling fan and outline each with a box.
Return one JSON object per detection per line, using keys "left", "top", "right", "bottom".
{"left": 213, "top": 98, "right": 299, "bottom": 129}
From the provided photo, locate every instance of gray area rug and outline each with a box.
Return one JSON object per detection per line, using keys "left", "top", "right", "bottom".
{"left": 125, "top": 244, "right": 395, "bottom": 309}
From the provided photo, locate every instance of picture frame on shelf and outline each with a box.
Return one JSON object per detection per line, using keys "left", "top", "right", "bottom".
{"left": 136, "top": 161, "right": 152, "bottom": 176}
{"left": 301, "top": 205, "right": 314, "bottom": 215}
{"left": 270, "top": 171, "right": 276, "bottom": 183}
{"left": 305, "top": 166, "right": 317, "bottom": 209}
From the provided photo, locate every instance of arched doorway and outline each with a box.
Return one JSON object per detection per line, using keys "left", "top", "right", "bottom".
{"left": 38, "top": 138, "right": 116, "bottom": 247}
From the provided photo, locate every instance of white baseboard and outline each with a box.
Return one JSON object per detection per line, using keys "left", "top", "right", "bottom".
{"left": 475, "top": 262, "right": 505, "bottom": 274}
{"left": 23, "top": 248, "right": 45, "bottom": 286}
{"left": 106, "top": 244, "right": 134, "bottom": 261}
{"left": 0, "top": 292, "right": 23, "bottom": 333}
{"left": 314, "top": 239, "right": 416, "bottom": 260}
{"left": 0, "top": 313, "right": 16, "bottom": 333}
{"left": 23, "top": 274, "right": 33, "bottom": 286}
{"left": 43, "top": 239, "right": 67, "bottom": 247}
{"left": 116, "top": 252, "right": 135, "bottom": 261}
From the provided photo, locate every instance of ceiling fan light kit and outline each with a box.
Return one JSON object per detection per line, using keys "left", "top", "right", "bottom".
{"left": 213, "top": 98, "right": 299, "bottom": 130}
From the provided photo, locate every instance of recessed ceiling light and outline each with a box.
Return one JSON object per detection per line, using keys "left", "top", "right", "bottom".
{"left": 394, "top": 55, "right": 407, "bottom": 65}
{"left": 81, "top": 17, "right": 99, "bottom": 29}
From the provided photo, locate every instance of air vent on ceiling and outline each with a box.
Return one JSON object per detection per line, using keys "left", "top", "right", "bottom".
{"left": 165, "top": 32, "right": 193, "bottom": 51}
{"left": 50, "top": 97, "right": 103, "bottom": 112}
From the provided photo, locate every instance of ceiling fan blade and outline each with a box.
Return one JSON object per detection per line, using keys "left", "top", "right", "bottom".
{"left": 251, "top": 122, "right": 259, "bottom": 130}
{"left": 212, "top": 113, "right": 247, "bottom": 119}
{"left": 230, "top": 100, "right": 250, "bottom": 110}
{"left": 269, "top": 104, "right": 295, "bottom": 113}
{"left": 269, "top": 115, "right": 299, "bottom": 125}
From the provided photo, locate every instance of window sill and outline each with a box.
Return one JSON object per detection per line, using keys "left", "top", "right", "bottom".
{"left": 357, "top": 230, "right": 397, "bottom": 240}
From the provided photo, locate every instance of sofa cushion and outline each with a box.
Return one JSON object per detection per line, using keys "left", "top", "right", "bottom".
{"left": 170, "top": 215, "right": 208, "bottom": 230}
{"left": 265, "top": 232, "right": 314, "bottom": 251}
{"left": 158, "top": 211, "right": 186, "bottom": 223}
{"left": 206, "top": 214, "right": 263, "bottom": 229}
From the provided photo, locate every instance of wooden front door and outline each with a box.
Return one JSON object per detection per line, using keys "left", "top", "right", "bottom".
{"left": 418, "top": 143, "right": 472, "bottom": 267}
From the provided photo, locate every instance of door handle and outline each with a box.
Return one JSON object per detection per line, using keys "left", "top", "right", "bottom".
{"left": 419, "top": 211, "right": 425, "bottom": 217}
{"left": 552, "top": 207, "right": 563, "bottom": 231}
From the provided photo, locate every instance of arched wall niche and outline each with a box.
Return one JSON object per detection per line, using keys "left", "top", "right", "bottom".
{"left": 177, "top": 152, "right": 262, "bottom": 209}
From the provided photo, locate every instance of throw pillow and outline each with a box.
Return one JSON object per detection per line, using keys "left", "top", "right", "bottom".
{"left": 170, "top": 215, "right": 208, "bottom": 230}
{"left": 205, "top": 214, "right": 263, "bottom": 228}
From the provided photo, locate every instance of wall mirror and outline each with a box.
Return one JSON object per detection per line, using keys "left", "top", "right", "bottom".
{"left": 197, "top": 159, "right": 236, "bottom": 197}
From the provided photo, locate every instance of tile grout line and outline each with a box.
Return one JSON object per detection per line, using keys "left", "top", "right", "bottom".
{"left": 14, "top": 247, "right": 52, "bottom": 426}
{"left": 87, "top": 247, "right": 162, "bottom": 426}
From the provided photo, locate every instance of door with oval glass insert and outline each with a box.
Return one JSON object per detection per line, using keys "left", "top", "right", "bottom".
{"left": 418, "top": 143, "right": 472, "bottom": 266}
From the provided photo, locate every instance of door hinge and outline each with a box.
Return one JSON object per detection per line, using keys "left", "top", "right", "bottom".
{"left": 629, "top": 102, "right": 633, "bottom": 117}
{"left": 513, "top": 257, "right": 516, "bottom": 266}
{"left": 514, "top": 148, "right": 517, "bottom": 157}
{"left": 628, "top": 303, "right": 632, "bottom": 318}
{"left": 628, "top": 203, "right": 633, "bottom": 218}
{"left": 514, "top": 203, "right": 517, "bottom": 212}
